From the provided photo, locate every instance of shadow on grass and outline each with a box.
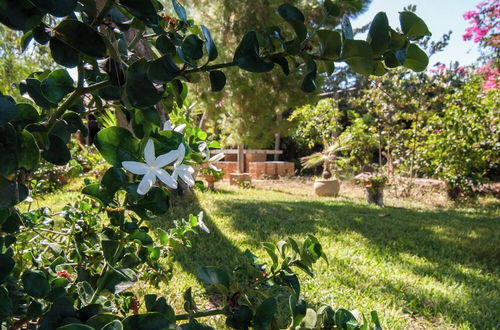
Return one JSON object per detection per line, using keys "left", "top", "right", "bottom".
{"left": 150, "top": 189, "right": 500, "bottom": 328}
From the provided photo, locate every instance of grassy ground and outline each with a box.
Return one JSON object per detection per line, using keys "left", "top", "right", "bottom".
{"left": 34, "top": 179, "right": 499, "bottom": 329}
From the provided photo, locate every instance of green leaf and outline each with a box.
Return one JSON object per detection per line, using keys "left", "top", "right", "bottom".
{"left": 182, "top": 34, "right": 204, "bottom": 61}
{"left": 42, "top": 134, "right": 71, "bottom": 165}
{"left": 367, "top": 12, "right": 390, "bottom": 54}
{"left": 1, "top": 210, "right": 21, "bottom": 233}
{"left": 18, "top": 129, "right": 40, "bottom": 171}
{"left": 50, "top": 119, "right": 71, "bottom": 143}
{"left": 126, "top": 186, "right": 169, "bottom": 217}
{"left": 202, "top": 25, "right": 218, "bottom": 61}
{"left": 102, "top": 320, "right": 123, "bottom": 330}
{"left": 122, "top": 313, "right": 172, "bottom": 330}
{"left": 30, "top": 0, "right": 77, "bottom": 17}
{"left": 86, "top": 314, "right": 121, "bottom": 329}
{"left": 324, "top": 0, "right": 340, "bottom": 16}
{"left": 388, "top": 28, "right": 407, "bottom": 51}
{"left": 209, "top": 70, "right": 226, "bottom": 92}
{"left": 372, "top": 61, "right": 387, "bottom": 76}
{"left": 156, "top": 35, "right": 176, "bottom": 56}
{"left": 102, "top": 239, "right": 121, "bottom": 265}
{"left": 20, "top": 30, "right": 33, "bottom": 51}
{"left": 226, "top": 305, "right": 252, "bottom": 329}
{"left": 128, "top": 230, "right": 153, "bottom": 246}
{"left": 253, "top": 298, "right": 277, "bottom": 329}
{"left": 301, "top": 57, "right": 317, "bottom": 93}
{"left": 317, "top": 30, "right": 341, "bottom": 60}
{"left": 341, "top": 39, "right": 375, "bottom": 75}
{"left": 94, "top": 127, "right": 139, "bottom": 166}
{"left": 270, "top": 56, "right": 290, "bottom": 75}
{"left": 289, "top": 296, "right": 306, "bottom": 328}
{"left": 403, "top": 43, "right": 429, "bottom": 72}
{"left": 0, "top": 254, "right": 15, "bottom": 283}
{"left": 371, "top": 311, "right": 382, "bottom": 329}
{"left": 147, "top": 56, "right": 180, "bottom": 84}
{"left": 157, "top": 228, "right": 168, "bottom": 245}
{"left": 234, "top": 31, "right": 274, "bottom": 73}
{"left": 334, "top": 309, "right": 357, "bottom": 328}
{"left": 41, "top": 69, "right": 75, "bottom": 103}
{"left": 144, "top": 295, "right": 175, "bottom": 321}
{"left": 0, "top": 0, "right": 43, "bottom": 31}
{"left": 101, "top": 167, "right": 128, "bottom": 193}
{"left": 277, "top": 3, "right": 307, "bottom": 41}
{"left": 317, "top": 60, "right": 335, "bottom": 75}
{"left": 15, "top": 103, "right": 40, "bottom": 127}
{"left": 277, "top": 3, "right": 304, "bottom": 22}
{"left": 301, "top": 309, "right": 318, "bottom": 328}
{"left": 32, "top": 24, "right": 51, "bottom": 44}
{"left": 50, "top": 37, "right": 80, "bottom": 68}
{"left": 197, "top": 266, "right": 230, "bottom": 288}
{"left": 119, "top": 0, "right": 159, "bottom": 27}
{"left": 180, "top": 323, "right": 214, "bottom": 330}
{"left": 55, "top": 19, "right": 107, "bottom": 58}
{"left": 0, "top": 286, "right": 12, "bottom": 320}
{"left": 62, "top": 111, "right": 87, "bottom": 136}
{"left": 126, "top": 59, "right": 163, "bottom": 109}
{"left": 0, "top": 124, "right": 19, "bottom": 176}
{"left": 399, "top": 11, "right": 431, "bottom": 40}
{"left": 0, "top": 178, "right": 29, "bottom": 208}
{"left": 172, "top": 0, "right": 187, "bottom": 21}
{"left": 57, "top": 324, "right": 95, "bottom": 330}
{"left": 383, "top": 51, "right": 400, "bottom": 68}
{"left": 22, "top": 270, "right": 50, "bottom": 298}
{"left": 97, "top": 268, "right": 136, "bottom": 294}
{"left": 76, "top": 281, "right": 94, "bottom": 306}
{"left": 20, "top": 78, "right": 58, "bottom": 109}
{"left": 0, "top": 95, "right": 18, "bottom": 125}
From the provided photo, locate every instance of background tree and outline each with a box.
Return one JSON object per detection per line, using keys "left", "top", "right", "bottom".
{"left": 185, "top": 0, "right": 373, "bottom": 148}
{"left": 0, "top": 25, "right": 54, "bottom": 98}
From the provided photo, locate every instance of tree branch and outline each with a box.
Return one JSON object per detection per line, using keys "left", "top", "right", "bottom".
{"left": 93, "top": 0, "right": 116, "bottom": 26}
{"left": 175, "top": 309, "right": 226, "bottom": 321}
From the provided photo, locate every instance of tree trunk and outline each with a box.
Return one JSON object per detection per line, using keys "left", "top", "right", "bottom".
{"left": 238, "top": 144, "right": 244, "bottom": 173}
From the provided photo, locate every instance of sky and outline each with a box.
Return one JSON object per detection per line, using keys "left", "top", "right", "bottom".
{"left": 352, "top": 0, "right": 482, "bottom": 67}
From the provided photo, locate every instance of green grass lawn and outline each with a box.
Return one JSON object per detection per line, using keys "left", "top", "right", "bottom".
{"left": 35, "top": 181, "right": 500, "bottom": 329}
{"left": 150, "top": 184, "right": 499, "bottom": 330}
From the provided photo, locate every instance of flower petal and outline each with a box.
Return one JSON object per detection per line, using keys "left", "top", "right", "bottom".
{"left": 175, "top": 143, "right": 186, "bottom": 166}
{"left": 178, "top": 164, "right": 195, "bottom": 173}
{"left": 209, "top": 163, "right": 222, "bottom": 172}
{"left": 122, "top": 161, "right": 149, "bottom": 175}
{"left": 209, "top": 152, "right": 225, "bottom": 162}
{"left": 153, "top": 150, "right": 179, "bottom": 168}
{"left": 144, "top": 139, "right": 155, "bottom": 165}
{"left": 174, "top": 123, "right": 186, "bottom": 133}
{"left": 197, "top": 211, "right": 210, "bottom": 233}
{"left": 178, "top": 169, "right": 195, "bottom": 187}
{"left": 163, "top": 120, "right": 173, "bottom": 131}
{"left": 155, "top": 168, "right": 178, "bottom": 189}
{"left": 198, "top": 141, "right": 207, "bottom": 152}
{"left": 137, "top": 171, "right": 156, "bottom": 195}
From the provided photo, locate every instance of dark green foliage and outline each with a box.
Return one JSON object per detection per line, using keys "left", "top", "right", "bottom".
{"left": 0, "top": 0, "right": 431, "bottom": 327}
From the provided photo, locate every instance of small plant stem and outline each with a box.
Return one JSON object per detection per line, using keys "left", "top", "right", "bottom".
{"left": 128, "top": 29, "right": 145, "bottom": 51}
{"left": 175, "top": 309, "right": 226, "bottom": 321}
{"left": 46, "top": 80, "right": 111, "bottom": 128}
{"left": 93, "top": 0, "right": 116, "bottom": 26}
{"left": 185, "top": 61, "right": 237, "bottom": 74}
{"left": 89, "top": 264, "right": 109, "bottom": 304}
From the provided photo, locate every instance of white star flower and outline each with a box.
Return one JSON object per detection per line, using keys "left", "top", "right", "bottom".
{"left": 171, "top": 143, "right": 195, "bottom": 187}
{"left": 197, "top": 211, "right": 210, "bottom": 233}
{"left": 163, "top": 120, "right": 186, "bottom": 133}
{"left": 198, "top": 141, "right": 225, "bottom": 171}
{"left": 122, "top": 139, "right": 178, "bottom": 195}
